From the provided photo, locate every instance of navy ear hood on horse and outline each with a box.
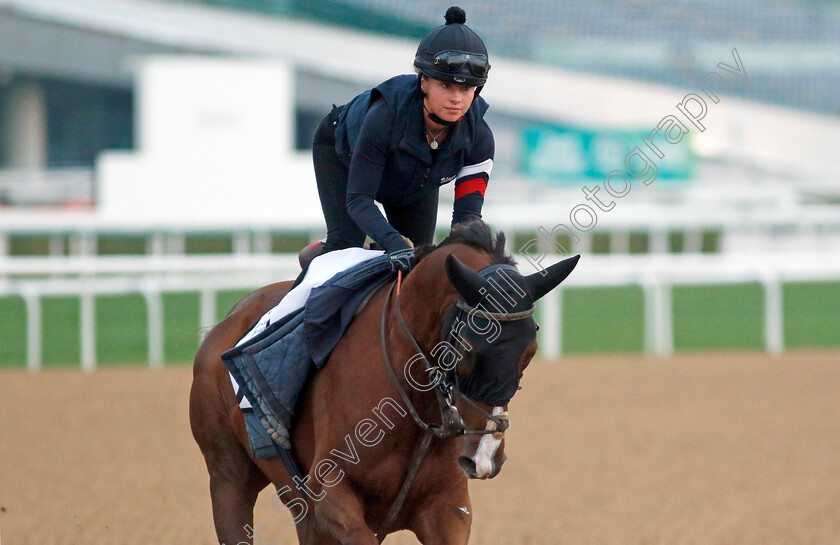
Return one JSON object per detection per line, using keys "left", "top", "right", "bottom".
{"left": 443, "top": 253, "right": 580, "bottom": 406}
{"left": 414, "top": 6, "right": 490, "bottom": 89}
{"left": 445, "top": 253, "right": 581, "bottom": 308}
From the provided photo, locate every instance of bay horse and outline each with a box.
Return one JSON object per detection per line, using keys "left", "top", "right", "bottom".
{"left": 190, "top": 221, "right": 579, "bottom": 545}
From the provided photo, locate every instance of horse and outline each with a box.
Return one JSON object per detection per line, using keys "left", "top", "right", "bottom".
{"left": 189, "top": 220, "right": 579, "bottom": 545}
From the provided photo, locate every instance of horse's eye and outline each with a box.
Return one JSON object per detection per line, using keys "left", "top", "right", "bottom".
{"left": 456, "top": 348, "right": 477, "bottom": 377}
{"left": 535, "top": 323, "right": 540, "bottom": 332}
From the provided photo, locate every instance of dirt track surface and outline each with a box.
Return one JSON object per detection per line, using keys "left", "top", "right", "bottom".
{"left": 1, "top": 351, "right": 839, "bottom": 545}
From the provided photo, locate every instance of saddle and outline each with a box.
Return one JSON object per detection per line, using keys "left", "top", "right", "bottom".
{"left": 222, "top": 249, "right": 394, "bottom": 476}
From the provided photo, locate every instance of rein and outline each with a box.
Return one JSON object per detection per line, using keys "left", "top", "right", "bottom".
{"left": 376, "top": 271, "right": 529, "bottom": 541}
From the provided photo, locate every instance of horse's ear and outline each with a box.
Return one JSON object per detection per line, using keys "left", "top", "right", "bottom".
{"left": 524, "top": 254, "right": 580, "bottom": 302}
{"left": 445, "top": 254, "right": 487, "bottom": 307}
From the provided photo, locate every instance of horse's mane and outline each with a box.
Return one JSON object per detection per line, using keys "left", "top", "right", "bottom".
{"left": 415, "top": 219, "right": 516, "bottom": 266}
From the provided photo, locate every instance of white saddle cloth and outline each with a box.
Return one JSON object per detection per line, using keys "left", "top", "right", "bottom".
{"left": 231, "top": 247, "right": 384, "bottom": 408}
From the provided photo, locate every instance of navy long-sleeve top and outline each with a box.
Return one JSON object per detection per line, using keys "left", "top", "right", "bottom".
{"left": 333, "top": 75, "right": 494, "bottom": 252}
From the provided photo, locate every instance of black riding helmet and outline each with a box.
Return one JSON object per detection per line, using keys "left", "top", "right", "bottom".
{"left": 414, "top": 6, "right": 490, "bottom": 90}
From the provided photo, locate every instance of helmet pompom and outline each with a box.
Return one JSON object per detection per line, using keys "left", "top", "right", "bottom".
{"left": 445, "top": 6, "right": 466, "bottom": 25}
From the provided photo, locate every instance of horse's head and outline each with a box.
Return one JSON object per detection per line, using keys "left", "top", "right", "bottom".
{"left": 431, "top": 230, "right": 579, "bottom": 480}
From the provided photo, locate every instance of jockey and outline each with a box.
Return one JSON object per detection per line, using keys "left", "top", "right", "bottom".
{"left": 300, "top": 6, "right": 494, "bottom": 276}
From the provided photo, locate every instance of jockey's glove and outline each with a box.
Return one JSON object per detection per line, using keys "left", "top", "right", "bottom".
{"left": 388, "top": 247, "right": 415, "bottom": 274}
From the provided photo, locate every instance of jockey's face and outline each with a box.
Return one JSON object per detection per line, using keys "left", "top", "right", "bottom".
{"left": 421, "top": 76, "right": 476, "bottom": 125}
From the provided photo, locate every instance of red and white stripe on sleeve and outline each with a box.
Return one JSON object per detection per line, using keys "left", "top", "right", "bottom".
{"left": 454, "top": 158, "right": 493, "bottom": 200}
{"left": 452, "top": 158, "right": 493, "bottom": 225}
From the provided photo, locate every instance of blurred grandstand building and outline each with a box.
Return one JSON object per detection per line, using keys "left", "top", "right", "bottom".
{"left": 1, "top": 0, "right": 839, "bottom": 251}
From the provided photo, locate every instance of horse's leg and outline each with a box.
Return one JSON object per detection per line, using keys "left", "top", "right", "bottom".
{"left": 191, "top": 373, "right": 270, "bottom": 544}
{"left": 191, "top": 280, "right": 295, "bottom": 544}
{"left": 305, "top": 484, "right": 379, "bottom": 545}
{"left": 411, "top": 508, "right": 472, "bottom": 545}
{"left": 294, "top": 516, "right": 345, "bottom": 545}
{"left": 206, "top": 450, "right": 269, "bottom": 545}
{"left": 408, "top": 487, "right": 473, "bottom": 545}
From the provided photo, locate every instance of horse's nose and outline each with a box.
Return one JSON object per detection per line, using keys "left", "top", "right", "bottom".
{"left": 489, "top": 454, "right": 507, "bottom": 478}
{"left": 459, "top": 455, "right": 496, "bottom": 479}
{"left": 459, "top": 456, "right": 478, "bottom": 479}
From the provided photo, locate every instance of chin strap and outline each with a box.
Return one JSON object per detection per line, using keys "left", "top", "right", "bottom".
{"left": 424, "top": 104, "right": 460, "bottom": 127}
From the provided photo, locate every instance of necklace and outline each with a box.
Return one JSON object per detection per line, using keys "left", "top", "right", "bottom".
{"left": 425, "top": 126, "right": 446, "bottom": 150}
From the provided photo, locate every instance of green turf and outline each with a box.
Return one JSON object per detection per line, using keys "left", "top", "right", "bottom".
{"left": 9, "top": 236, "right": 51, "bottom": 256}
{"left": 96, "top": 294, "right": 148, "bottom": 365}
{"left": 41, "top": 296, "right": 82, "bottom": 367}
{"left": 673, "top": 282, "right": 764, "bottom": 351}
{"left": 783, "top": 281, "right": 840, "bottom": 347}
{"left": 98, "top": 235, "right": 146, "bottom": 255}
{"left": 511, "top": 231, "right": 574, "bottom": 256}
{"left": 5, "top": 233, "right": 324, "bottom": 257}
{"left": 628, "top": 232, "right": 649, "bottom": 254}
{"left": 1, "top": 281, "right": 838, "bottom": 367}
{"left": 560, "top": 285, "right": 645, "bottom": 353}
{"left": 0, "top": 296, "right": 27, "bottom": 367}
{"left": 0, "top": 290, "right": 254, "bottom": 368}
{"left": 701, "top": 231, "right": 721, "bottom": 253}
{"left": 668, "top": 231, "right": 684, "bottom": 253}
{"left": 591, "top": 233, "right": 610, "bottom": 254}
{"left": 184, "top": 235, "right": 233, "bottom": 254}
{"left": 216, "top": 290, "right": 253, "bottom": 322}
{"left": 272, "top": 233, "right": 315, "bottom": 253}
{"left": 164, "top": 292, "right": 202, "bottom": 364}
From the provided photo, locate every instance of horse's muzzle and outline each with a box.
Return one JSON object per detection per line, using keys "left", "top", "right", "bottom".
{"left": 459, "top": 454, "right": 506, "bottom": 479}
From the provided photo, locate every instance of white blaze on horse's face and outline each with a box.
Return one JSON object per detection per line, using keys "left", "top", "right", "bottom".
{"left": 459, "top": 406, "right": 507, "bottom": 480}
{"left": 473, "top": 406, "right": 506, "bottom": 478}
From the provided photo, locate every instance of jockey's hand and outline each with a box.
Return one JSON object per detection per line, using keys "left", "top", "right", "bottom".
{"left": 388, "top": 247, "right": 415, "bottom": 274}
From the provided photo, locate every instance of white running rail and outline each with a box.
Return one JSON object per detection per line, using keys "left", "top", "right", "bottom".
{"left": 2, "top": 253, "right": 839, "bottom": 371}
{"left": 1, "top": 255, "right": 299, "bottom": 372}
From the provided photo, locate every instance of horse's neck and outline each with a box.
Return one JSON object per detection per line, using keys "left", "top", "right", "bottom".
{"left": 388, "top": 248, "right": 485, "bottom": 425}
{"left": 398, "top": 245, "right": 490, "bottom": 347}
{"left": 398, "top": 265, "right": 451, "bottom": 349}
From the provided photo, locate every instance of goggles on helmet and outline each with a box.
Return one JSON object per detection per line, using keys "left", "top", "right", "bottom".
{"left": 432, "top": 51, "right": 490, "bottom": 78}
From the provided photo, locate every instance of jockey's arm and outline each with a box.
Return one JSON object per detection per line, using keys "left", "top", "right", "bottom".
{"left": 345, "top": 102, "right": 409, "bottom": 253}
{"left": 452, "top": 122, "right": 494, "bottom": 226}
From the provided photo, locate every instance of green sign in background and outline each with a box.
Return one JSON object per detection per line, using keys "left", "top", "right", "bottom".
{"left": 520, "top": 124, "right": 694, "bottom": 182}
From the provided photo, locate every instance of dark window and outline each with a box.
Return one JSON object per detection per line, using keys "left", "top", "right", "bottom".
{"left": 45, "top": 79, "right": 133, "bottom": 167}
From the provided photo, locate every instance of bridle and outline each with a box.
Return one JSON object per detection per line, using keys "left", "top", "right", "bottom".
{"left": 376, "top": 271, "right": 534, "bottom": 542}
{"left": 380, "top": 276, "right": 534, "bottom": 438}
